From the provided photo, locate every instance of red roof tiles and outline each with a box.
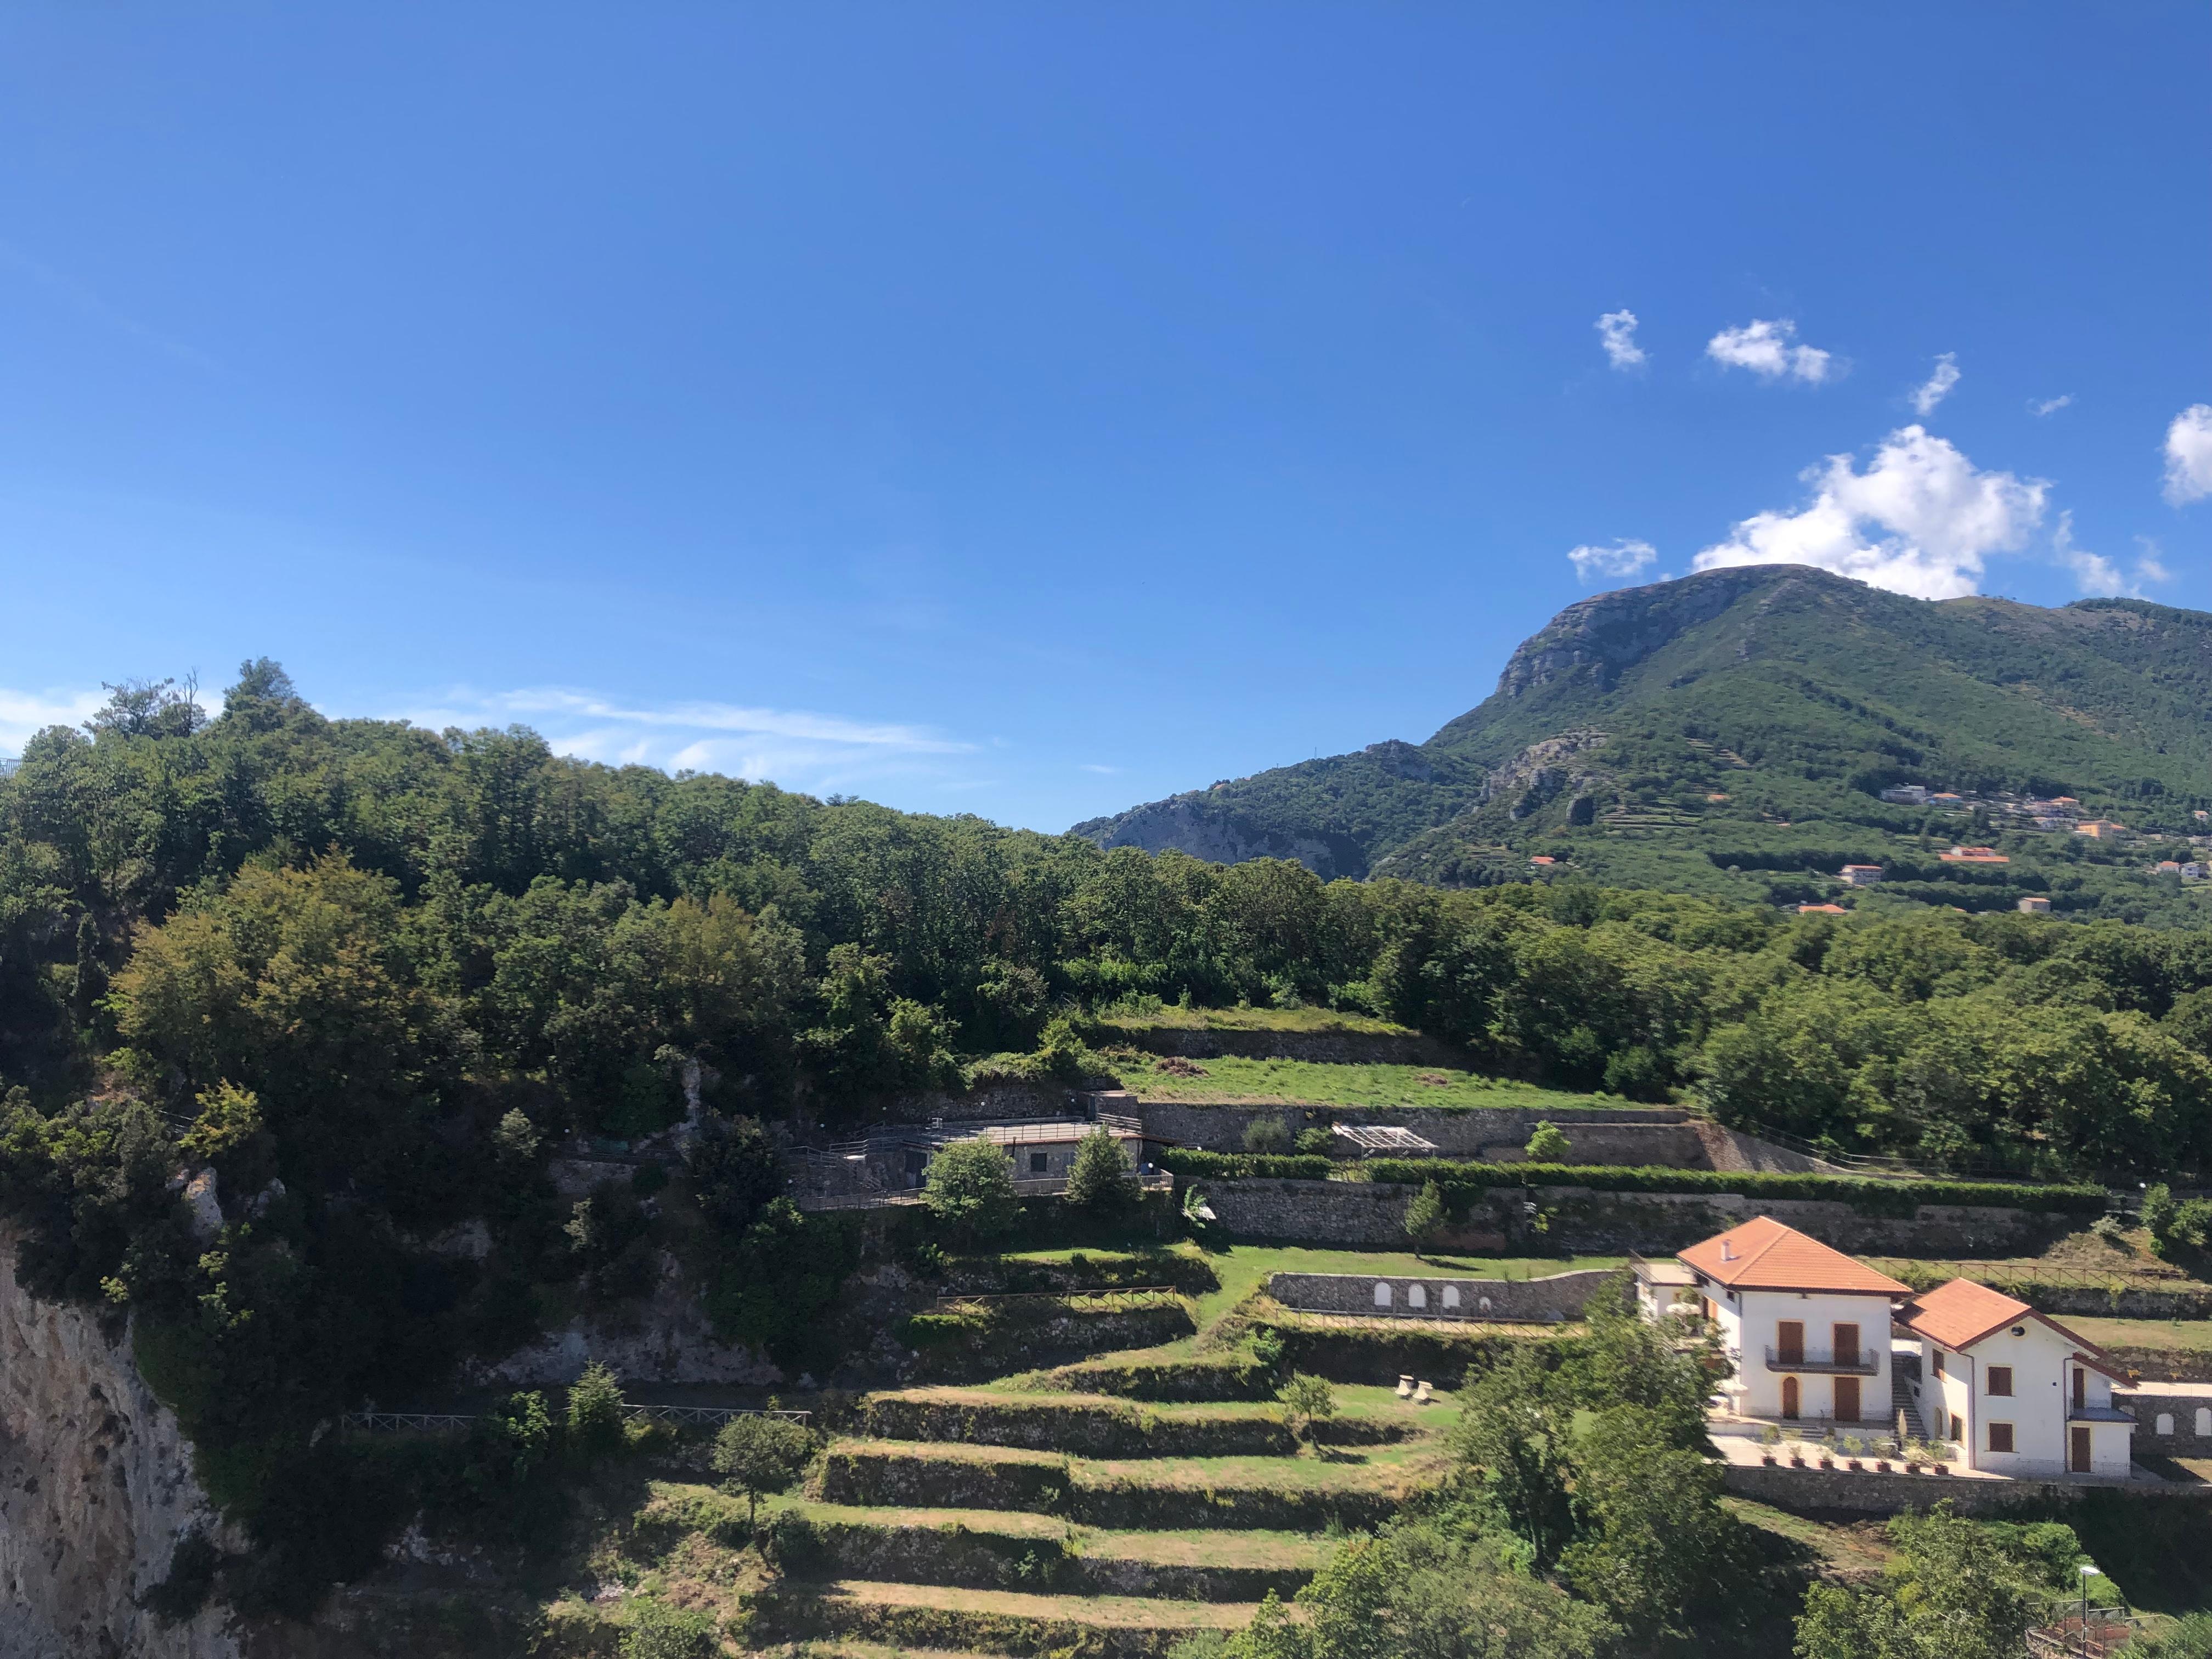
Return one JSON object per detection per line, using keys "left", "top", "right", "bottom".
{"left": 1677, "top": 1216, "right": 1912, "bottom": 1296}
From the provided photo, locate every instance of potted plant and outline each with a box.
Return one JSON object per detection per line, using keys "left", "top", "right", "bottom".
{"left": 1841, "top": 1434, "right": 1865, "bottom": 1471}
{"left": 1758, "top": 1425, "right": 1781, "bottom": 1466}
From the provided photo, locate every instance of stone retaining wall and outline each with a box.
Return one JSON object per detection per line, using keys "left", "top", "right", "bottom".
{"left": 1198, "top": 1177, "right": 2070, "bottom": 1256}
{"left": 2126, "top": 1391, "right": 2212, "bottom": 1453}
{"left": 1268, "top": 1268, "right": 1614, "bottom": 1324}
{"left": 1720, "top": 1463, "right": 2212, "bottom": 1515}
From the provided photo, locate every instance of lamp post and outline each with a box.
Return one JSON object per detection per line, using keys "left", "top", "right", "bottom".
{"left": 2079, "top": 1564, "right": 2102, "bottom": 1657}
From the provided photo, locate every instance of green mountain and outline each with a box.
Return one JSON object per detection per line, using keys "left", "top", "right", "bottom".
{"left": 1073, "top": 565, "right": 2212, "bottom": 918}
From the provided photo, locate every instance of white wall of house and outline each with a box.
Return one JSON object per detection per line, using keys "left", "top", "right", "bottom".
{"left": 1932, "top": 1322, "right": 2130, "bottom": 1476}
{"left": 1693, "top": 1279, "right": 1893, "bottom": 1423}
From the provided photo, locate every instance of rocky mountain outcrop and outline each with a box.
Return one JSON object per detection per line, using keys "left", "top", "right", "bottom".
{"left": 0, "top": 1231, "right": 240, "bottom": 1659}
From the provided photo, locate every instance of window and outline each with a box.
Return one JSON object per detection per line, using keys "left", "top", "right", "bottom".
{"left": 1373, "top": 1283, "right": 1392, "bottom": 1308}
{"left": 2157, "top": 1414, "right": 2175, "bottom": 1437}
{"left": 2198, "top": 1409, "right": 2211, "bottom": 1438}
{"left": 1442, "top": 1285, "right": 1461, "bottom": 1310}
{"left": 1409, "top": 1284, "right": 1428, "bottom": 1310}
{"left": 1986, "top": 1366, "right": 2013, "bottom": 1397}
{"left": 1030, "top": 1152, "right": 1049, "bottom": 1175}
{"left": 1931, "top": 1350, "right": 1945, "bottom": 1378}
{"left": 1949, "top": 1413, "right": 1963, "bottom": 1442}
{"left": 1989, "top": 1422, "right": 2015, "bottom": 1454}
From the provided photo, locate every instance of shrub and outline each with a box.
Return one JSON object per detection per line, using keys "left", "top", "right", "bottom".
{"left": 619, "top": 1599, "right": 720, "bottom": 1659}
{"left": 1523, "top": 1120, "right": 1572, "bottom": 1163}
{"left": 710, "top": 1413, "right": 817, "bottom": 1522}
{"left": 922, "top": 1137, "right": 1022, "bottom": 1245}
{"left": 1065, "top": 1127, "right": 1139, "bottom": 1212}
{"left": 1242, "top": 1116, "right": 1294, "bottom": 1155}
{"left": 1403, "top": 1180, "right": 1447, "bottom": 1256}
{"left": 1156, "top": 1149, "right": 1334, "bottom": 1182}
{"left": 1294, "top": 1127, "right": 1335, "bottom": 1156}
{"left": 565, "top": 1361, "right": 627, "bottom": 1460}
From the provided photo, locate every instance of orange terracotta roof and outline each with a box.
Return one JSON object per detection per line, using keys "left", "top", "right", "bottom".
{"left": 1677, "top": 1216, "right": 1912, "bottom": 1295}
{"left": 1900, "top": 1280, "right": 2131, "bottom": 1378}
{"left": 1899, "top": 1277, "right": 2032, "bottom": 1351}
{"left": 1798, "top": 903, "right": 1848, "bottom": 914}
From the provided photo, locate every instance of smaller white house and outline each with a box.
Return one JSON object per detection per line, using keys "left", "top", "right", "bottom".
{"left": 1675, "top": 1216, "right": 1912, "bottom": 1426}
{"left": 1899, "top": 1278, "right": 2134, "bottom": 1477}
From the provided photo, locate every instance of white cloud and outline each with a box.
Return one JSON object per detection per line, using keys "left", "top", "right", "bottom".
{"left": 1595, "top": 309, "right": 1646, "bottom": 369}
{"left": 2051, "top": 515, "right": 2168, "bottom": 599}
{"left": 1706, "top": 318, "right": 1833, "bottom": 384}
{"left": 1910, "top": 354, "right": 1960, "bottom": 416}
{"left": 2028, "top": 394, "right": 2073, "bottom": 417}
{"left": 2163, "top": 404, "right": 2212, "bottom": 505}
{"left": 1567, "top": 539, "right": 1658, "bottom": 584}
{"left": 1691, "top": 425, "right": 2046, "bottom": 600}
{"left": 0, "top": 687, "right": 106, "bottom": 758}
{"left": 390, "top": 685, "right": 979, "bottom": 797}
{"left": 1079, "top": 763, "right": 1119, "bottom": 775}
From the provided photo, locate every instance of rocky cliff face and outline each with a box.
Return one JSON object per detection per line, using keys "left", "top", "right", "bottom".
{"left": 0, "top": 1232, "right": 240, "bottom": 1659}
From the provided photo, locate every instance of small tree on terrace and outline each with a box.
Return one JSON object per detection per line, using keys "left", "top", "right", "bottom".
{"left": 1525, "top": 1120, "right": 1573, "bottom": 1164}
{"left": 1278, "top": 1373, "right": 1336, "bottom": 1443}
{"left": 1066, "top": 1127, "right": 1139, "bottom": 1212}
{"left": 711, "top": 1413, "right": 817, "bottom": 1523}
{"left": 566, "top": 1361, "right": 628, "bottom": 1460}
{"left": 1403, "top": 1180, "right": 1447, "bottom": 1259}
{"left": 922, "top": 1136, "right": 1020, "bottom": 1247}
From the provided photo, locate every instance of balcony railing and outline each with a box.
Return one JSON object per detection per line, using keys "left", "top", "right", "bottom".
{"left": 1764, "top": 1346, "right": 1878, "bottom": 1375}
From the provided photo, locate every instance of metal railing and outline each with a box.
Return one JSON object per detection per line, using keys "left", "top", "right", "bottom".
{"left": 343, "top": 1403, "right": 810, "bottom": 1434}
{"left": 1765, "top": 1346, "right": 1878, "bottom": 1375}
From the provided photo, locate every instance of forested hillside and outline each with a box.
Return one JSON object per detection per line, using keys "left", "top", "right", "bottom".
{"left": 1077, "top": 566, "right": 2212, "bottom": 918}
{"left": 8, "top": 658, "right": 2212, "bottom": 1621}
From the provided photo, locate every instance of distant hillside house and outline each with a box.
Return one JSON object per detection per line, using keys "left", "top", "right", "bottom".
{"left": 1838, "top": 865, "right": 1884, "bottom": 887}
{"left": 1798, "top": 902, "right": 1848, "bottom": 915}
{"left": 1929, "top": 792, "right": 1964, "bottom": 805}
{"left": 2075, "top": 821, "right": 2128, "bottom": 839}
{"left": 1528, "top": 855, "right": 1556, "bottom": 866}
{"left": 1881, "top": 785, "right": 1930, "bottom": 805}
{"left": 2156, "top": 861, "right": 2184, "bottom": 875}
{"left": 2018, "top": 896, "right": 2052, "bottom": 914}
{"left": 1940, "top": 846, "right": 2010, "bottom": 864}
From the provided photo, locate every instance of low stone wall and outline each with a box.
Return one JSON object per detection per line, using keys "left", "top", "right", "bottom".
{"left": 1720, "top": 1463, "right": 2212, "bottom": 1515}
{"left": 2127, "top": 1391, "right": 2212, "bottom": 1452}
{"left": 1138, "top": 1101, "right": 1692, "bottom": 1159}
{"left": 1268, "top": 1269, "right": 1614, "bottom": 1324}
{"left": 1199, "top": 1177, "right": 2071, "bottom": 1257}
{"left": 2019, "top": 1286, "right": 2212, "bottom": 1321}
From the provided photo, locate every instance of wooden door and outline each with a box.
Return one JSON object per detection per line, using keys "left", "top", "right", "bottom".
{"left": 1781, "top": 1375, "right": 1800, "bottom": 1420}
{"left": 1777, "top": 1320, "right": 1805, "bottom": 1365}
{"left": 1832, "top": 1322, "right": 1860, "bottom": 1368}
{"left": 2073, "top": 1367, "right": 2086, "bottom": 1409}
{"left": 1834, "top": 1376, "right": 1860, "bottom": 1423}
{"left": 2070, "top": 1426, "right": 2091, "bottom": 1473}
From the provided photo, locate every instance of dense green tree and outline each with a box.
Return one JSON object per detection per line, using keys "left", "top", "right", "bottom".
{"left": 919, "top": 1136, "right": 1020, "bottom": 1246}
{"left": 1064, "top": 1126, "right": 1138, "bottom": 1211}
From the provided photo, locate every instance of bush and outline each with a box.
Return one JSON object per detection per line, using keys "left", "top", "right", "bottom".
{"left": 1294, "top": 1127, "right": 1335, "bottom": 1156}
{"left": 1156, "top": 1149, "right": 1334, "bottom": 1182}
{"left": 619, "top": 1599, "right": 721, "bottom": 1659}
{"left": 1403, "top": 1180, "right": 1446, "bottom": 1255}
{"left": 1523, "top": 1120, "right": 1572, "bottom": 1163}
{"left": 1242, "top": 1116, "right": 1294, "bottom": 1154}
{"left": 566, "top": 1361, "right": 627, "bottom": 1459}
{"left": 1065, "top": 1127, "right": 1139, "bottom": 1212}
{"left": 922, "top": 1137, "right": 1022, "bottom": 1245}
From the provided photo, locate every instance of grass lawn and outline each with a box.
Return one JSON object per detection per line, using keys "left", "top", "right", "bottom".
{"left": 1093, "top": 1003, "right": 1413, "bottom": 1036}
{"left": 1105, "top": 1053, "right": 1616, "bottom": 1113}
{"left": 2063, "top": 1317, "right": 2212, "bottom": 1352}
{"left": 814, "top": 1580, "right": 1266, "bottom": 1628}
{"left": 882, "top": 1380, "right": 1459, "bottom": 1431}
{"left": 774, "top": 1499, "right": 1333, "bottom": 1567}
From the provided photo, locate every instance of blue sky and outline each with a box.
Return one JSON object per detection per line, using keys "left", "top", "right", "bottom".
{"left": 2, "top": 4, "right": 2208, "bottom": 831}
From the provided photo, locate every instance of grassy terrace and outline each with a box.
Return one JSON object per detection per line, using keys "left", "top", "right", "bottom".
{"left": 874, "top": 1381, "right": 1462, "bottom": 1433}
{"left": 1092, "top": 1005, "right": 1414, "bottom": 1035}
{"left": 1102, "top": 1052, "right": 1621, "bottom": 1110}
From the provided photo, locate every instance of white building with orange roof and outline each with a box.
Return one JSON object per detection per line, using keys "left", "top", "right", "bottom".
{"left": 1898, "top": 1278, "right": 2134, "bottom": 1477}
{"left": 1671, "top": 1215, "right": 1912, "bottom": 1427}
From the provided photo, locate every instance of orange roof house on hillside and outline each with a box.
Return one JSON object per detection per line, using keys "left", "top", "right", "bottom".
{"left": 1798, "top": 902, "right": 1848, "bottom": 915}
{"left": 1940, "top": 846, "right": 2010, "bottom": 864}
{"left": 1897, "top": 1279, "right": 2127, "bottom": 1377}
{"left": 1677, "top": 1215, "right": 1912, "bottom": 1296}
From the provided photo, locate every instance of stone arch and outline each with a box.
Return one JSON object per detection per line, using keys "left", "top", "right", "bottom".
{"left": 1373, "top": 1282, "right": 1392, "bottom": 1309}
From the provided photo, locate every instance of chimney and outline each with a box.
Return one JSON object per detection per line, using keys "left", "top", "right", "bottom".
{"left": 1720, "top": 1237, "right": 1735, "bottom": 1262}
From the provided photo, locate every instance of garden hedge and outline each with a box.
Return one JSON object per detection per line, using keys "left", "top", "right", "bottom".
{"left": 1359, "top": 1159, "right": 2107, "bottom": 1216}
